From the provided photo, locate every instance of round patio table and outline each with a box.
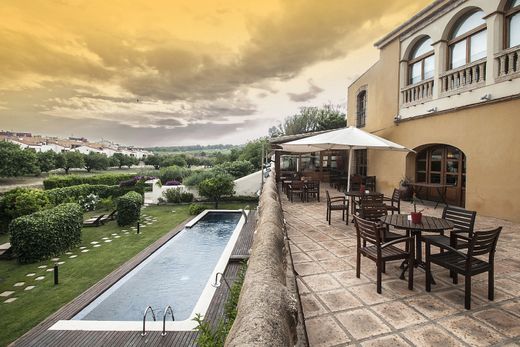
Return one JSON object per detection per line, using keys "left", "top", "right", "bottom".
{"left": 380, "top": 214, "right": 454, "bottom": 283}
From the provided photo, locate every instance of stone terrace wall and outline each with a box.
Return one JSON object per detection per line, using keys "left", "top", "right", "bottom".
{"left": 225, "top": 170, "right": 299, "bottom": 346}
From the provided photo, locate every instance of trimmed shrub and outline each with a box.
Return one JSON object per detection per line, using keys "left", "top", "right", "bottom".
{"left": 159, "top": 165, "right": 190, "bottom": 184}
{"left": 163, "top": 188, "right": 182, "bottom": 203}
{"left": 9, "top": 203, "right": 83, "bottom": 264}
{"left": 180, "top": 192, "right": 194, "bottom": 203}
{"left": 1, "top": 188, "right": 51, "bottom": 220}
{"left": 45, "top": 184, "right": 144, "bottom": 206}
{"left": 117, "top": 191, "right": 143, "bottom": 226}
{"left": 43, "top": 173, "right": 136, "bottom": 189}
{"left": 189, "top": 203, "right": 206, "bottom": 215}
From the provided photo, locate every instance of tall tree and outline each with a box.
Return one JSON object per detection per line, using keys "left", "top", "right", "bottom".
{"left": 0, "top": 142, "right": 39, "bottom": 177}
{"left": 84, "top": 152, "right": 109, "bottom": 172}
{"left": 36, "top": 151, "right": 57, "bottom": 173}
{"left": 274, "top": 103, "right": 346, "bottom": 136}
{"left": 60, "top": 151, "right": 85, "bottom": 174}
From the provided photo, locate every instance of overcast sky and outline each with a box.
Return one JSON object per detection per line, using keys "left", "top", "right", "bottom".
{"left": 0, "top": 0, "right": 431, "bottom": 147}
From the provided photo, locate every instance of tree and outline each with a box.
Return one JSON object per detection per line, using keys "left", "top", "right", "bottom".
{"left": 161, "top": 155, "right": 187, "bottom": 168}
{"left": 37, "top": 151, "right": 57, "bottom": 173}
{"left": 198, "top": 174, "right": 235, "bottom": 208}
{"left": 0, "top": 142, "right": 40, "bottom": 177}
{"left": 238, "top": 138, "right": 269, "bottom": 170}
{"left": 113, "top": 153, "right": 137, "bottom": 168}
{"left": 144, "top": 155, "right": 161, "bottom": 169}
{"left": 108, "top": 156, "right": 120, "bottom": 168}
{"left": 84, "top": 152, "right": 109, "bottom": 172}
{"left": 215, "top": 160, "right": 255, "bottom": 179}
{"left": 275, "top": 103, "right": 346, "bottom": 136}
{"left": 60, "top": 151, "right": 85, "bottom": 174}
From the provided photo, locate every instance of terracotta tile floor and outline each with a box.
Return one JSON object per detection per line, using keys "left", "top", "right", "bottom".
{"left": 282, "top": 184, "right": 520, "bottom": 347}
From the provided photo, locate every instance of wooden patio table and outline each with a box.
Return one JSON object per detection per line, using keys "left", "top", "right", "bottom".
{"left": 380, "top": 214, "right": 454, "bottom": 284}
{"left": 408, "top": 182, "right": 453, "bottom": 209}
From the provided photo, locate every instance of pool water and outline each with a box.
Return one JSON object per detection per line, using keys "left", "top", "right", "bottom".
{"left": 73, "top": 212, "right": 242, "bottom": 322}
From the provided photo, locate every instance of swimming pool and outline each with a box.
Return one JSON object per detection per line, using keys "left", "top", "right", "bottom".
{"left": 51, "top": 210, "right": 247, "bottom": 332}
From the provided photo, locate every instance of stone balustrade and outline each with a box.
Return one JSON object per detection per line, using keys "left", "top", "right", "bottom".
{"left": 496, "top": 46, "right": 520, "bottom": 82}
{"left": 440, "top": 59, "right": 487, "bottom": 95}
{"left": 401, "top": 78, "right": 434, "bottom": 106}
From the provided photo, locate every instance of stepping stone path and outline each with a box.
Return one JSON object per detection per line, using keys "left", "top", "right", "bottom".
{"left": 111, "top": 233, "right": 118, "bottom": 236}
{"left": 101, "top": 237, "right": 109, "bottom": 240}
{"left": 124, "top": 232, "right": 129, "bottom": 235}
{"left": 57, "top": 261, "right": 65, "bottom": 265}
{"left": 4, "top": 298, "right": 17, "bottom": 303}
{"left": 90, "top": 241, "right": 99, "bottom": 245}
{"left": 0, "top": 291, "right": 14, "bottom": 297}
{"left": 51, "top": 258, "right": 60, "bottom": 261}
{"left": 13, "top": 282, "right": 24, "bottom": 287}
{"left": 104, "top": 239, "right": 112, "bottom": 243}
{"left": 38, "top": 265, "right": 47, "bottom": 269}
{"left": 25, "top": 286, "right": 35, "bottom": 291}
{"left": 81, "top": 249, "right": 89, "bottom": 253}
{"left": 114, "top": 236, "right": 121, "bottom": 239}
{"left": 79, "top": 246, "right": 87, "bottom": 250}
{"left": 35, "top": 276, "right": 45, "bottom": 281}
{"left": 46, "top": 268, "right": 54, "bottom": 272}
{"left": 69, "top": 255, "right": 77, "bottom": 258}
{"left": 26, "top": 273, "right": 36, "bottom": 277}
{"left": 93, "top": 244, "right": 101, "bottom": 248}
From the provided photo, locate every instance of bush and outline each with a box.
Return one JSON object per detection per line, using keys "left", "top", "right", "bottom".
{"left": 9, "top": 203, "right": 83, "bottom": 264}
{"left": 1, "top": 188, "right": 51, "bottom": 220}
{"left": 163, "top": 188, "right": 182, "bottom": 203}
{"left": 43, "top": 173, "right": 136, "bottom": 189}
{"left": 183, "top": 170, "right": 215, "bottom": 187}
{"left": 116, "top": 191, "right": 143, "bottom": 226}
{"left": 189, "top": 203, "right": 206, "bottom": 215}
{"left": 99, "top": 197, "right": 115, "bottom": 211}
{"left": 180, "top": 192, "right": 194, "bottom": 203}
{"left": 159, "top": 165, "right": 190, "bottom": 184}
{"left": 79, "top": 194, "right": 100, "bottom": 211}
{"left": 45, "top": 184, "right": 144, "bottom": 206}
{"left": 215, "top": 160, "right": 255, "bottom": 179}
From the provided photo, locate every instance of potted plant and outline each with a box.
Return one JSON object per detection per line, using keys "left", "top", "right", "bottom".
{"left": 399, "top": 176, "right": 413, "bottom": 201}
{"left": 410, "top": 193, "right": 424, "bottom": 224}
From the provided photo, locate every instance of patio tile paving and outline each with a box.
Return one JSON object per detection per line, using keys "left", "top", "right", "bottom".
{"left": 281, "top": 183, "right": 520, "bottom": 346}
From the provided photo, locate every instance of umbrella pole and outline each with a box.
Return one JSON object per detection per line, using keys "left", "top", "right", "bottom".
{"left": 347, "top": 148, "right": 353, "bottom": 192}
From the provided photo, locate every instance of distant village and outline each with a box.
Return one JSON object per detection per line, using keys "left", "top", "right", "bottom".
{"left": 0, "top": 130, "right": 152, "bottom": 160}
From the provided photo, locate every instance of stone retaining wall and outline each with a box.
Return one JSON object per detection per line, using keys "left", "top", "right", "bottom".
{"left": 225, "top": 170, "right": 299, "bottom": 346}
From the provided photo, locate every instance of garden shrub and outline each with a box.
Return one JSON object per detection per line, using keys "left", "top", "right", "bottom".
{"left": 1, "top": 188, "right": 51, "bottom": 220}
{"left": 159, "top": 165, "right": 190, "bottom": 184}
{"left": 99, "top": 197, "right": 115, "bottom": 211}
{"left": 45, "top": 184, "right": 144, "bottom": 206}
{"left": 43, "top": 173, "right": 136, "bottom": 189}
{"left": 9, "top": 203, "right": 83, "bottom": 264}
{"left": 180, "top": 192, "right": 194, "bottom": 203}
{"left": 183, "top": 170, "right": 215, "bottom": 187}
{"left": 163, "top": 188, "right": 182, "bottom": 203}
{"left": 198, "top": 173, "right": 235, "bottom": 208}
{"left": 214, "top": 160, "right": 255, "bottom": 179}
{"left": 116, "top": 191, "right": 143, "bottom": 226}
{"left": 189, "top": 203, "right": 206, "bottom": 215}
{"left": 78, "top": 194, "right": 100, "bottom": 211}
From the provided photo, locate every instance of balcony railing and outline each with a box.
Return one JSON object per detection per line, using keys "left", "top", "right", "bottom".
{"left": 401, "top": 78, "right": 434, "bottom": 107}
{"left": 496, "top": 46, "right": 520, "bottom": 82}
{"left": 440, "top": 58, "right": 486, "bottom": 95}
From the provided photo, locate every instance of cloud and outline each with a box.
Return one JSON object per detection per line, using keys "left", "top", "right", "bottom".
{"left": 287, "top": 80, "right": 324, "bottom": 102}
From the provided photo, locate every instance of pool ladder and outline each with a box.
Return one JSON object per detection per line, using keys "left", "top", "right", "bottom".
{"left": 141, "top": 305, "right": 175, "bottom": 337}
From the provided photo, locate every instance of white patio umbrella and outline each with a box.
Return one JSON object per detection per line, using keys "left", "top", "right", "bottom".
{"left": 280, "top": 126, "right": 413, "bottom": 191}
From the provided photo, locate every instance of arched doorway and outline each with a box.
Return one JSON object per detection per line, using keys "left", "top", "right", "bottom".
{"left": 415, "top": 144, "right": 466, "bottom": 207}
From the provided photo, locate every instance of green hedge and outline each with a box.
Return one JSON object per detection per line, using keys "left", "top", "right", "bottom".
{"left": 43, "top": 173, "right": 136, "bottom": 189}
{"left": 117, "top": 191, "right": 143, "bottom": 226}
{"left": 9, "top": 203, "right": 83, "bottom": 264}
{"left": 45, "top": 184, "right": 144, "bottom": 205}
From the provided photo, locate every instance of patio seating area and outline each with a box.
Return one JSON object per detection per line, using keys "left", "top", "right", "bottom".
{"left": 282, "top": 182, "right": 520, "bottom": 346}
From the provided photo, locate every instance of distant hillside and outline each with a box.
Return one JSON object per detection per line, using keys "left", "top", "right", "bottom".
{"left": 145, "top": 144, "right": 240, "bottom": 153}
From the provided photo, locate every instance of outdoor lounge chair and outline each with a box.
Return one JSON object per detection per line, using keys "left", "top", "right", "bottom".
{"left": 425, "top": 227, "right": 502, "bottom": 309}
{"left": 83, "top": 214, "right": 106, "bottom": 227}
{"left": 354, "top": 216, "right": 414, "bottom": 294}
{"left": 326, "top": 190, "right": 349, "bottom": 225}
{"left": 99, "top": 210, "right": 117, "bottom": 224}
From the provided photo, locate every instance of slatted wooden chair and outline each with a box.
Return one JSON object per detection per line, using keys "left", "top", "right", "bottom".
{"left": 350, "top": 175, "right": 363, "bottom": 192}
{"left": 326, "top": 190, "right": 349, "bottom": 225}
{"left": 354, "top": 216, "right": 414, "bottom": 294}
{"left": 360, "top": 203, "right": 408, "bottom": 243}
{"left": 304, "top": 180, "right": 320, "bottom": 202}
{"left": 354, "top": 193, "right": 384, "bottom": 216}
{"left": 422, "top": 206, "right": 477, "bottom": 250}
{"left": 383, "top": 188, "right": 401, "bottom": 214}
{"left": 425, "top": 227, "right": 502, "bottom": 309}
{"left": 288, "top": 180, "right": 305, "bottom": 202}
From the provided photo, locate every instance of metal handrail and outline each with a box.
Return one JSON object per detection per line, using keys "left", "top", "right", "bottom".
{"left": 212, "top": 272, "right": 231, "bottom": 290}
{"left": 141, "top": 306, "right": 157, "bottom": 336}
{"left": 161, "top": 305, "right": 175, "bottom": 336}
{"left": 241, "top": 208, "right": 248, "bottom": 222}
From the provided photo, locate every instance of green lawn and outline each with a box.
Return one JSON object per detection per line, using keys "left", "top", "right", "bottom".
{"left": 0, "top": 202, "right": 252, "bottom": 346}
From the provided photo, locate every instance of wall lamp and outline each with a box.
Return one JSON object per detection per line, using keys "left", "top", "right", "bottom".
{"left": 427, "top": 107, "right": 437, "bottom": 113}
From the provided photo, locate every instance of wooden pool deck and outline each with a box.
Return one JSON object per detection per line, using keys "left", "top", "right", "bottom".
{"left": 12, "top": 210, "right": 256, "bottom": 347}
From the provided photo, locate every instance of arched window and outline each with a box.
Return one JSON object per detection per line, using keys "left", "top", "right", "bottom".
{"left": 449, "top": 10, "right": 487, "bottom": 69}
{"left": 356, "top": 90, "right": 366, "bottom": 128}
{"left": 408, "top": 37, "right": 434, "bottom": 85}
{"left": 507, "top": 0, "right": 520, "bottom": 48}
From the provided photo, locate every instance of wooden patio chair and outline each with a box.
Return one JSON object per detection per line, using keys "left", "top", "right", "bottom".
{"left": 354, "top": 216, "right": 414, "bottom": 294}
{"left": 360, "top": 203, "right": 408, "bottom": 244}
{"left": 349, "top": 175, "right": 363, "bottom": 192}
{"left": 425, "top": 227, "right": 502, "bottom": 309}
{"left": 288, "top": 181, "right": 305, "bottom": 202}
{"left": 83, "top": 214, "right": 106, "bottom": 227}
{"left": 304, "top": 180, "right": 320, "bottom": 202}
{"left": 383, "top": 188, "right": 401, "bottom": 214}
{"left": 365, "top": 176, "right": 376, "bottom": 191}
{"left": 326, "top": 190, "right": 349, "bottom": 225}
{"left": 354, "top": 193, "right": 384, "bottom": 216}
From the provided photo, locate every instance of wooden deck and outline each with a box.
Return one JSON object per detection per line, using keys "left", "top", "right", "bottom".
{"left": 12, "top": 210, "right": 257, "bottom": 347}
